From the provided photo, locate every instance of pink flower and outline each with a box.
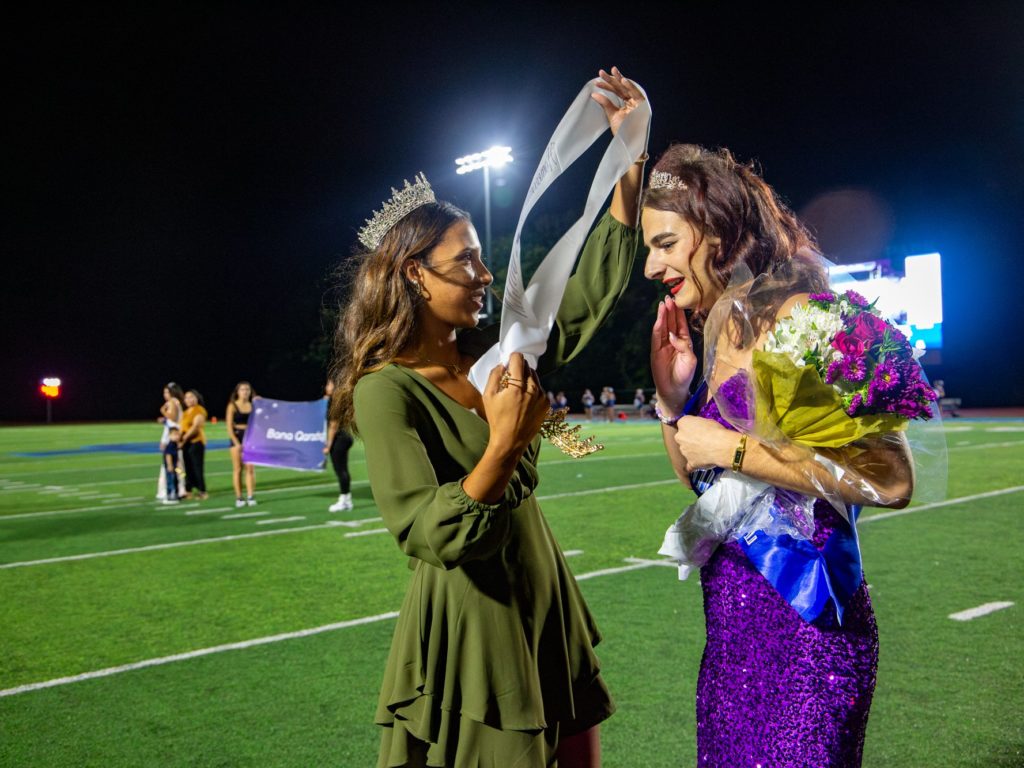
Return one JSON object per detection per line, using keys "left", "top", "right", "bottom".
{"left": 850, "top": 312, "right": 885, "bottom": 345}
{"left": 831, "top": 330, "right": 866, "bottom": 357}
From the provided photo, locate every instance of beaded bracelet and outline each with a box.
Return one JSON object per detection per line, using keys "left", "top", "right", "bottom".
{"left": 654, "top": 402, "right": 685, "bottom": 426}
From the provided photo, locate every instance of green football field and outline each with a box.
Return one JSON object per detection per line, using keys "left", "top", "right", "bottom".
{"left": 1, "top": 419, "right": 1021, "bottom": 767}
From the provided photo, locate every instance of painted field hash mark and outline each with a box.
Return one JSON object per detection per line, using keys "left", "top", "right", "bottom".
{"left": 948, "top": 601, "right": 1014, "bottom": 621}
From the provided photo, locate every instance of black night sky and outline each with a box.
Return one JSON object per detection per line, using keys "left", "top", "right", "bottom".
{"left": 5, "top": 4, "right": 1023, "bottom": 422}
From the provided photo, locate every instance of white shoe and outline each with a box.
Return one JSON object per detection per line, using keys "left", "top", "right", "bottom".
{"left": 163, "top": 497, "right": 180, "bottom": 505}
{"left": 328, "top": 493, "right": 353, "bottom": 513}
{"left": 246, "top": 497, "right": 257, "bottom": 507}
{"left": 235, "top": 498, "right": 246, "bottom": 508}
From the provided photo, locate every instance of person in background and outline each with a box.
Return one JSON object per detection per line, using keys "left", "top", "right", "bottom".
{"left": 163, "top": 427, "right": 182, "bottom": 504}
{"left": 226, "top": 381, "right": 257, "bottom": 508}
{"left": 156, "top": 382, "right": 185, "bottom": 500}
{"left": 633, "top": 387, "right": 646, "bottom": 416}
{"left": 324, "top": 378, "right": 354, "bottom": 512}
{"left": 180, "top": 389, "right": 208, "bottom": 500}
{"left": 600, "top": 386, "right": 616, "bottom": 422}
{"left": 582, "top": 388, "right": 596, "bottom": 421}
{"left": 555, "top": 390, "right": 569, "bottom": 410}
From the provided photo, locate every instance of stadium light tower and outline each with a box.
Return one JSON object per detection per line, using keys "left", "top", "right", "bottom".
{"left": 40, "top": 376, "right": 61, "bottom": 424}
{"left": 455, "top": 146, "right": 513, "bottom": 318}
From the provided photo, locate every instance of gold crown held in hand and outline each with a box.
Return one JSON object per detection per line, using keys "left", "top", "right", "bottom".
{"left": 540, "top": 407, "right": 604, "bottom": 459}
{"left": 357, "top": 172, "right": 436, "bottom": 249}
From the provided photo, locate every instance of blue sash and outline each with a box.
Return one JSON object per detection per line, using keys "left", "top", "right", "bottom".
{"left": 685, "top": 380, "right": 864, "bottom": 625}
{"left": 738, "top": 505, "right": 863, "bottom": 625}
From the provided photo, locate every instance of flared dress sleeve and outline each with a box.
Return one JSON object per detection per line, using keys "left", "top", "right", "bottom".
{"left": 458, "top": 210, "right": 640, "bottom": 373}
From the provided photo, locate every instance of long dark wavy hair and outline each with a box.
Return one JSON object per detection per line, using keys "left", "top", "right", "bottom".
{"left": 228, "top": 381, "right": 255, "bottom": 410}
{"left": 643, "top": 144, "right": 828, "bottom": 339}
{"left": 329, "top": 201, "right": 471, "bottom": 432}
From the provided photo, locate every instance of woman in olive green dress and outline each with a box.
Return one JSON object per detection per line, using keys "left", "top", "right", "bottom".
{"left": 331, "top": 68, "right": 645, "bottom": 768}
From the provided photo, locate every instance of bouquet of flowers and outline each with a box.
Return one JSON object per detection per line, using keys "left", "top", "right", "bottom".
{"left": 751, "top": 288, "right": 936, "bottom": 446}
{"left": 660, "top": 277, "right": 937, "bottom": 580}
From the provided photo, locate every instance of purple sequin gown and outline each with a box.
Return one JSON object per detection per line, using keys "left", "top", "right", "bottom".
{"left": 695, "top": 394, "right": 879, "bottom": 767}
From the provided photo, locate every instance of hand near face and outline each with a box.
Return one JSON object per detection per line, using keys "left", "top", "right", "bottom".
{"left": 592, "top": 66, "right": 645, "bottom": 137}
{"left": 652, "top": 297, "right": 699, "bottom": 415}
{"left": 482, "top": 353, "right": 550, "bottom": 453}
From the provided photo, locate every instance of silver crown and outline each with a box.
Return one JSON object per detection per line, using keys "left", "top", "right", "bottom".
{"left": 357, "top": 173, "right": 436, "bottom": 249}
{"left": 649, "top": 169, "right": 688, "bottom": 191}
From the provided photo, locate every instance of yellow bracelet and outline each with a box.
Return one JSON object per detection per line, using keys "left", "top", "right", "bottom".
{"left": 731, "top": 434, "right": 748, "bottom": 472}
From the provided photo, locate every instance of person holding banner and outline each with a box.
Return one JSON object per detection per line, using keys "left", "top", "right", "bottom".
{"left": 334, "top": 67, "right": 647, "bottom": 768}
{"left": 226, "top": 380, "right": 257, "bottom": 508}
{"left": 644, "top": 144, "right": 925, "bottom": 766}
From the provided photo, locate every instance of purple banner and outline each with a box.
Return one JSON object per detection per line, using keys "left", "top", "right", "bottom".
{"left": 242, "top": 397, "right": 328, "bottom": 471}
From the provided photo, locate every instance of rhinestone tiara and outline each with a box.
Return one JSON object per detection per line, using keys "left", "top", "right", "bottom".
{"left": 357, "top": 172, "right": 436, "bottom": 249}
{"left": 649, "top": 169, "right": 688, "bottom": 191}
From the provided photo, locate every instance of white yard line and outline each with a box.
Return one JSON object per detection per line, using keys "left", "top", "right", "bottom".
{"left": 537, "top": 479, "right": 677, "bottom": 500}
{"left": 948, "top": 439, "right": 1024, "bottom": 452}
{"left": 6, "top": 482, "right": 1024, "bottom": 570}
{"left": 563, "top": 549, "right": 584, "bottom": 557}
{"left": 0, "top": 612, "right": 402, "bottom": 698}
{"left": 948, "top": 602, "right": 1014, "bottom": 621}
{"left": 184, "top": 507, "right": 233, "bottom": 516}
{"left": 0, "top": 524, "right": 341, "bottom": 569}
{"left": 860, "top": 485, "right": 1024, "bottom": 524}
{"left": 0, "top": 555, "right": 673, "bottom": 698}
{"left": 221, "top": 512, "right": 269, "bottom": 520}
{"left": 255, "top": 516, "right": 306, "bottom": 525}
{"left": 0, "top": 481, "right": 370, "bottom": 520}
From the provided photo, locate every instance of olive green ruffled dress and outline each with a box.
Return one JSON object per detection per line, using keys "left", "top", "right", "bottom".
{"left": 354, "top": 212, "right": 639, "bottom": 767}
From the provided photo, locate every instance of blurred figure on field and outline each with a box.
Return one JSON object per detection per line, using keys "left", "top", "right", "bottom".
{"left": 156, "top": 382, "right": 185, "bottom": 500}
{"left": 555, "top": 391, "right": 569, "bottom": 410}
{"left": 600, "top": 386, "right": 616, "bottom": 422}
{"left": 634, "top": 387, "right": 648, "bottom": 418}
{"left": 162, "top": 427, "right": 182, "bottom": 504}
{"left": 180, "top": 389, "right": 209, "bottom": 500}
{"left": 582, "top": 388, "right": 596, "bottom": 421}
{"left": 227, "top": 381, "right": 257, "bottom": 508}
{"left": 324, "top": 378, "right": 354, "bottom": 512}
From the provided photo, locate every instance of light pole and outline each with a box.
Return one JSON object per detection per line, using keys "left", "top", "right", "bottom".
{"left": 455, "top": 145, "right": 513, "bottom": 318}
{"left": 40, "top": 377, "right": 61, "bottom": 423}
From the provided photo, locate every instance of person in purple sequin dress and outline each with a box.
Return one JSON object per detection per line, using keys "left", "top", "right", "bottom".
{"left": 642, "top": 144, "right": 915, "bottom": 767}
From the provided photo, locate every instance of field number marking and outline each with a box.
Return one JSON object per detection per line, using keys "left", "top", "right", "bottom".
{"left": 948, "top": 601, "right": 1014, "bottom": 621}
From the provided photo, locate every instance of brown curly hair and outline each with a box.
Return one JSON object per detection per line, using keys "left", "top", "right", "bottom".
{"left": 642, "top": 144, "right": 828, "bottom": 339}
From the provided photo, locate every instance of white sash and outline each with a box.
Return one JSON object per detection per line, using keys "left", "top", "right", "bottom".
{"left": 468, "top": 79, "right": 651, "bottom": 391}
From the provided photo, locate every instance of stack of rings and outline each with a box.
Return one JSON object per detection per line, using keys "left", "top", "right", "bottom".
{"left": 499, "top": 371, "right": 524, "bottom": 390}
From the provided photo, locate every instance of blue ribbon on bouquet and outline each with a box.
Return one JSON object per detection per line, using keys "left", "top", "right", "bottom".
{"left": 684, "top": 380, "right": 864, "bottom": 625}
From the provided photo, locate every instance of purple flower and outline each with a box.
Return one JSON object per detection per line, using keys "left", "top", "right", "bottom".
{"left": 843, "top": 290, "right": 870, "bottom": 307}
{"left": 826, "top": 359, "right": 843, "bottom": 384}
{"left": 846, "top": 393, "right": 863, "bottom": 416}
{"left": 841, "top": 356, "right": 867, "bottom": 382}
{"left": 810, "top": 291, "right": 835, "bottom": 303}
{"left": 872, "top": 360, "right": 900, "bottom": 391}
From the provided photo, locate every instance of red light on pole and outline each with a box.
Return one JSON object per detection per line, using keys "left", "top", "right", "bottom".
{"left": 40, "top": 377, "right": 61, "bottom": 423}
